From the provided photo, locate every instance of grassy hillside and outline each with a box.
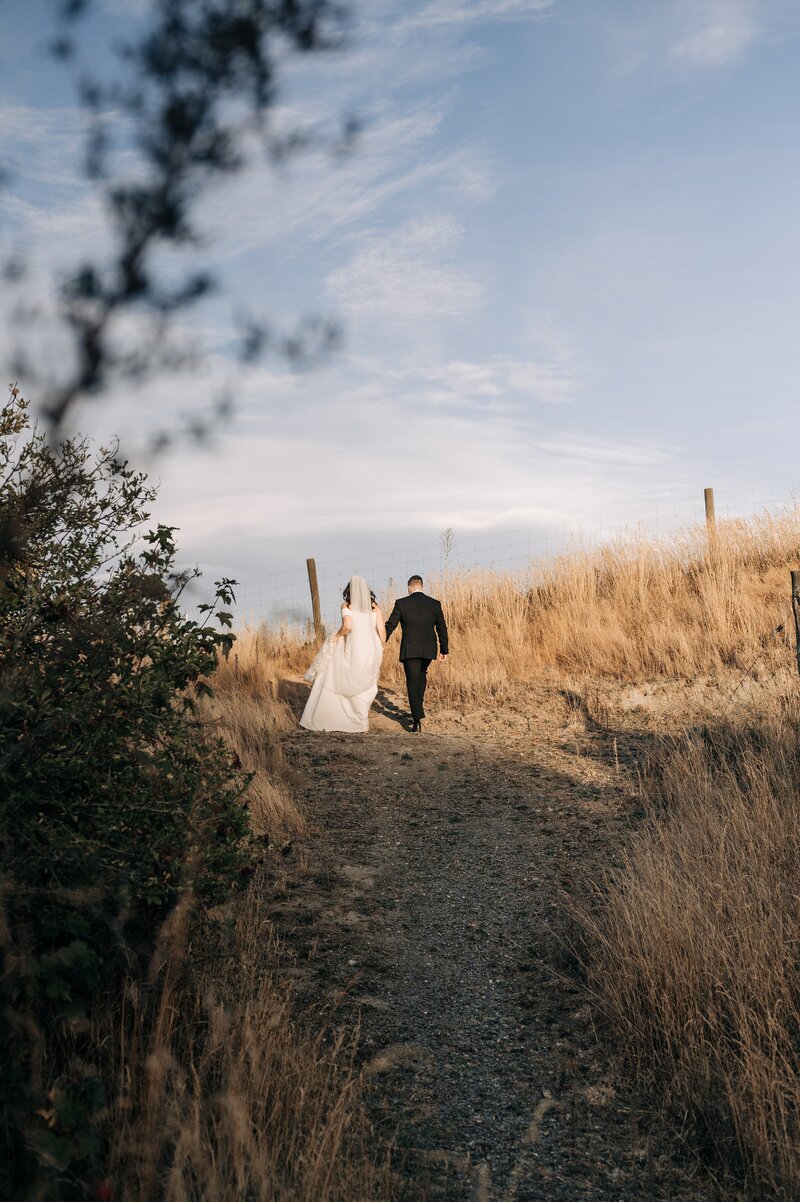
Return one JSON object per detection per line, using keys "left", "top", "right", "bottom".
{"left": 217, "top": 506, "right": 800, "bottom": 1198}
{"left": 224, "top": 506, "right": 799, "bottom": 706}
{"left": 582, "top": 700, "right": 800, "bottom": 1199}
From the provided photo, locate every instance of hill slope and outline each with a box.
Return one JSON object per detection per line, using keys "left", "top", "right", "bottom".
{"left": 266, "top": 679, "right": 709, "bottom": 1201}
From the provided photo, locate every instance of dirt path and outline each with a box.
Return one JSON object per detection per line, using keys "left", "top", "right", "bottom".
{"left": 268, "top": 682, "right": 711, "bottom": 1201}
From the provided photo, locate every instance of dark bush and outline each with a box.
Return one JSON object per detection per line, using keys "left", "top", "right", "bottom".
{"left": 0, "top": 386, "right": 251, "bottom": 1199}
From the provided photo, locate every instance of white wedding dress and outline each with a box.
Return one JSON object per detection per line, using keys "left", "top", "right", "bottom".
{"left": 300, "top": 576, "right": 383, "bottom": 734}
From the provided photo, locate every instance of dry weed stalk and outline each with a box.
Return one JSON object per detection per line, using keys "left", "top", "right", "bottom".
{"left": 580, "top": 693, "right": 800, "bottom": 1197}
{"left": 106, "top": 875, "right": 393, "bottom": 1202}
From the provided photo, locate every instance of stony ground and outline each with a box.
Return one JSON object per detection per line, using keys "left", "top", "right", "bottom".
{"left": 266, "top": 679, "right": 713, "bottom": 1202}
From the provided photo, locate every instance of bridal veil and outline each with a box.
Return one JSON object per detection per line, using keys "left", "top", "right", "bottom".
{"left": 329, "top": 575, "right": 381, "bottom": 698}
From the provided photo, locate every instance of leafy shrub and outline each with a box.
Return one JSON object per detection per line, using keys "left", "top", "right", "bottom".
{"left": 0, "top": 386, "right": 251, "bottom": 1199}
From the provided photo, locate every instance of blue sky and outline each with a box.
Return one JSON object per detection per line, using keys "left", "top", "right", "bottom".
{"left": 3, "top": 0, "right": 800, "bottom": 601}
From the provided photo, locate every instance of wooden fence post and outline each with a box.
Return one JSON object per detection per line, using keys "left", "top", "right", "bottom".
{"left": 704, "top": 487, "right": 716, "bottom": 530}
{"left": 306, "top": 557, "right": 323, "bottom": 637}
{"left": 791, "top": 570, "right": 800, "bottom": 677}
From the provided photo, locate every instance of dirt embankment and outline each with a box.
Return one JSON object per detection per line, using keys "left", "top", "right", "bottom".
{"left": 265, "top": 681, "right": 711, "bottom": 1202}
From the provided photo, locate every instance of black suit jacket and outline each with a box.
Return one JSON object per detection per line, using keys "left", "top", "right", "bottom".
{"left": 384, "top": 592, "right": 448, "bottom": 661}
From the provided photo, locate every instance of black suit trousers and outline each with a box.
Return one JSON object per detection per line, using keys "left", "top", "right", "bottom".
{"left": 403, "top": 657, "right": 431, "bottom": 721}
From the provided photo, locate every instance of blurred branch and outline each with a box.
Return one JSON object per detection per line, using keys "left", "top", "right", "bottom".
{"left": 9, "top": 0, "right": 353, "bottom": 439}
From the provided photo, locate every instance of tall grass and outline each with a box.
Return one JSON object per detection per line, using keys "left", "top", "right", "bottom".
{"left": 225, "top": 508, "right": 800, "bottom": 1198}
{"left": 105, "top": 875, "right": 393, "bottom": 1202}
{"left": 427, "top": 511, "right": 798, "bottom": 696}
{"left": 580, "top": 698, "right": 800, "bottom": 1198}
{"left": 243, "top": 507, "right": 800, "bottom": 706}
{"left": 208, "top": 628, "right": 307, "bottom": 838}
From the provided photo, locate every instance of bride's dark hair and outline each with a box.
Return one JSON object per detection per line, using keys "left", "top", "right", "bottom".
{"left": 343, "top": 582, "right": 376, "bottom": 606}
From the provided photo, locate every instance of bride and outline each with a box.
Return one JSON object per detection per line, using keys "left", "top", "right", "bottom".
{"left": 300, "top": 575, "right": 385, "bottom": 733}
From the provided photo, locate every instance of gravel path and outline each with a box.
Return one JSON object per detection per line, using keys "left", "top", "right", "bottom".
{"left": 268, "top": 682, "right": 711, "bottom": 1201}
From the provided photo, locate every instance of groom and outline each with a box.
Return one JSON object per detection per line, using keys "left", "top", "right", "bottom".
{"left": 384, "top": 575, "right": 448, "bottom": 733}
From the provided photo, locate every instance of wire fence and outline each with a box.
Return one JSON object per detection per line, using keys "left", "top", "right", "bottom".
{"left": 228, "top": 485, "right": 792, "bottom": 632}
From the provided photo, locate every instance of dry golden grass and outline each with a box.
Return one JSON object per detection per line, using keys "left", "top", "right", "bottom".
{"left": 580, "top": 696, "right": 800, "bottom": 1198}
{"left": 106, "top": 876, "right": 393, "bottom": 1202}
{"left": 423, "top": 510, "right": 799, "bottom": 699}
{"left": 224, "top": 508, "right": 800, "bottom": 1198}
{"left": 241, "top": 506, "right": 800, "bottom": 706}
{"left": 95, "top": 630, "right": 395, "bottom": 1201}
{"left": 207, "top": 627, "right": 308, "bottom": 839}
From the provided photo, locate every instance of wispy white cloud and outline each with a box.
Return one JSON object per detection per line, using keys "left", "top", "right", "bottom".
{"left": 423, "top": 355, "right": 577, "bottom": 406}
{"left": 601, "top": 0, "right": 797, "bottom": 77}
{"left": 1, "top": 1, "right": 502, "bottom": 287}
{"left": 98, "top": 350, "right": 670, "bottom": 569}
{"left": 672, "top": 0, "right": 761, "bottom": 67}
{"left": 1, "top": 92, "right": 461, "bottom": 276}
{"left": 2, "top": 189, "right": 106, "bottom": 256}
{"left": 531, "top": 437, "right": 670, "bottom": 466}
{"left": 393, "top": 0, "right": 556, "bottom": 35}
{"left": 193, "top": 96, "right": 496, "bottom": 267}
{"left": 0, "top": 101, "right": 89, "bottom": 189}
{"left": 326, "top": 214, "right": 483, "bottom": 318}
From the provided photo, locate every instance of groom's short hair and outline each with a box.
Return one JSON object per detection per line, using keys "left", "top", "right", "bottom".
{"left": 407, "top": 575, "right": 423, "bottom": 588}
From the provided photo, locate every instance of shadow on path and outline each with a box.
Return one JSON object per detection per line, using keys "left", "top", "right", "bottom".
{"left": 277, "top": 676, "right": 412, "bottom": 732}
{"left": 373, "top": 688, "right": 410, "bottom": 729}
{"left": 267, "top": 684, "right": 709, "bottom": 1202}
{"left": 277, "top": 677, "right": 309, "bottom": 720}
